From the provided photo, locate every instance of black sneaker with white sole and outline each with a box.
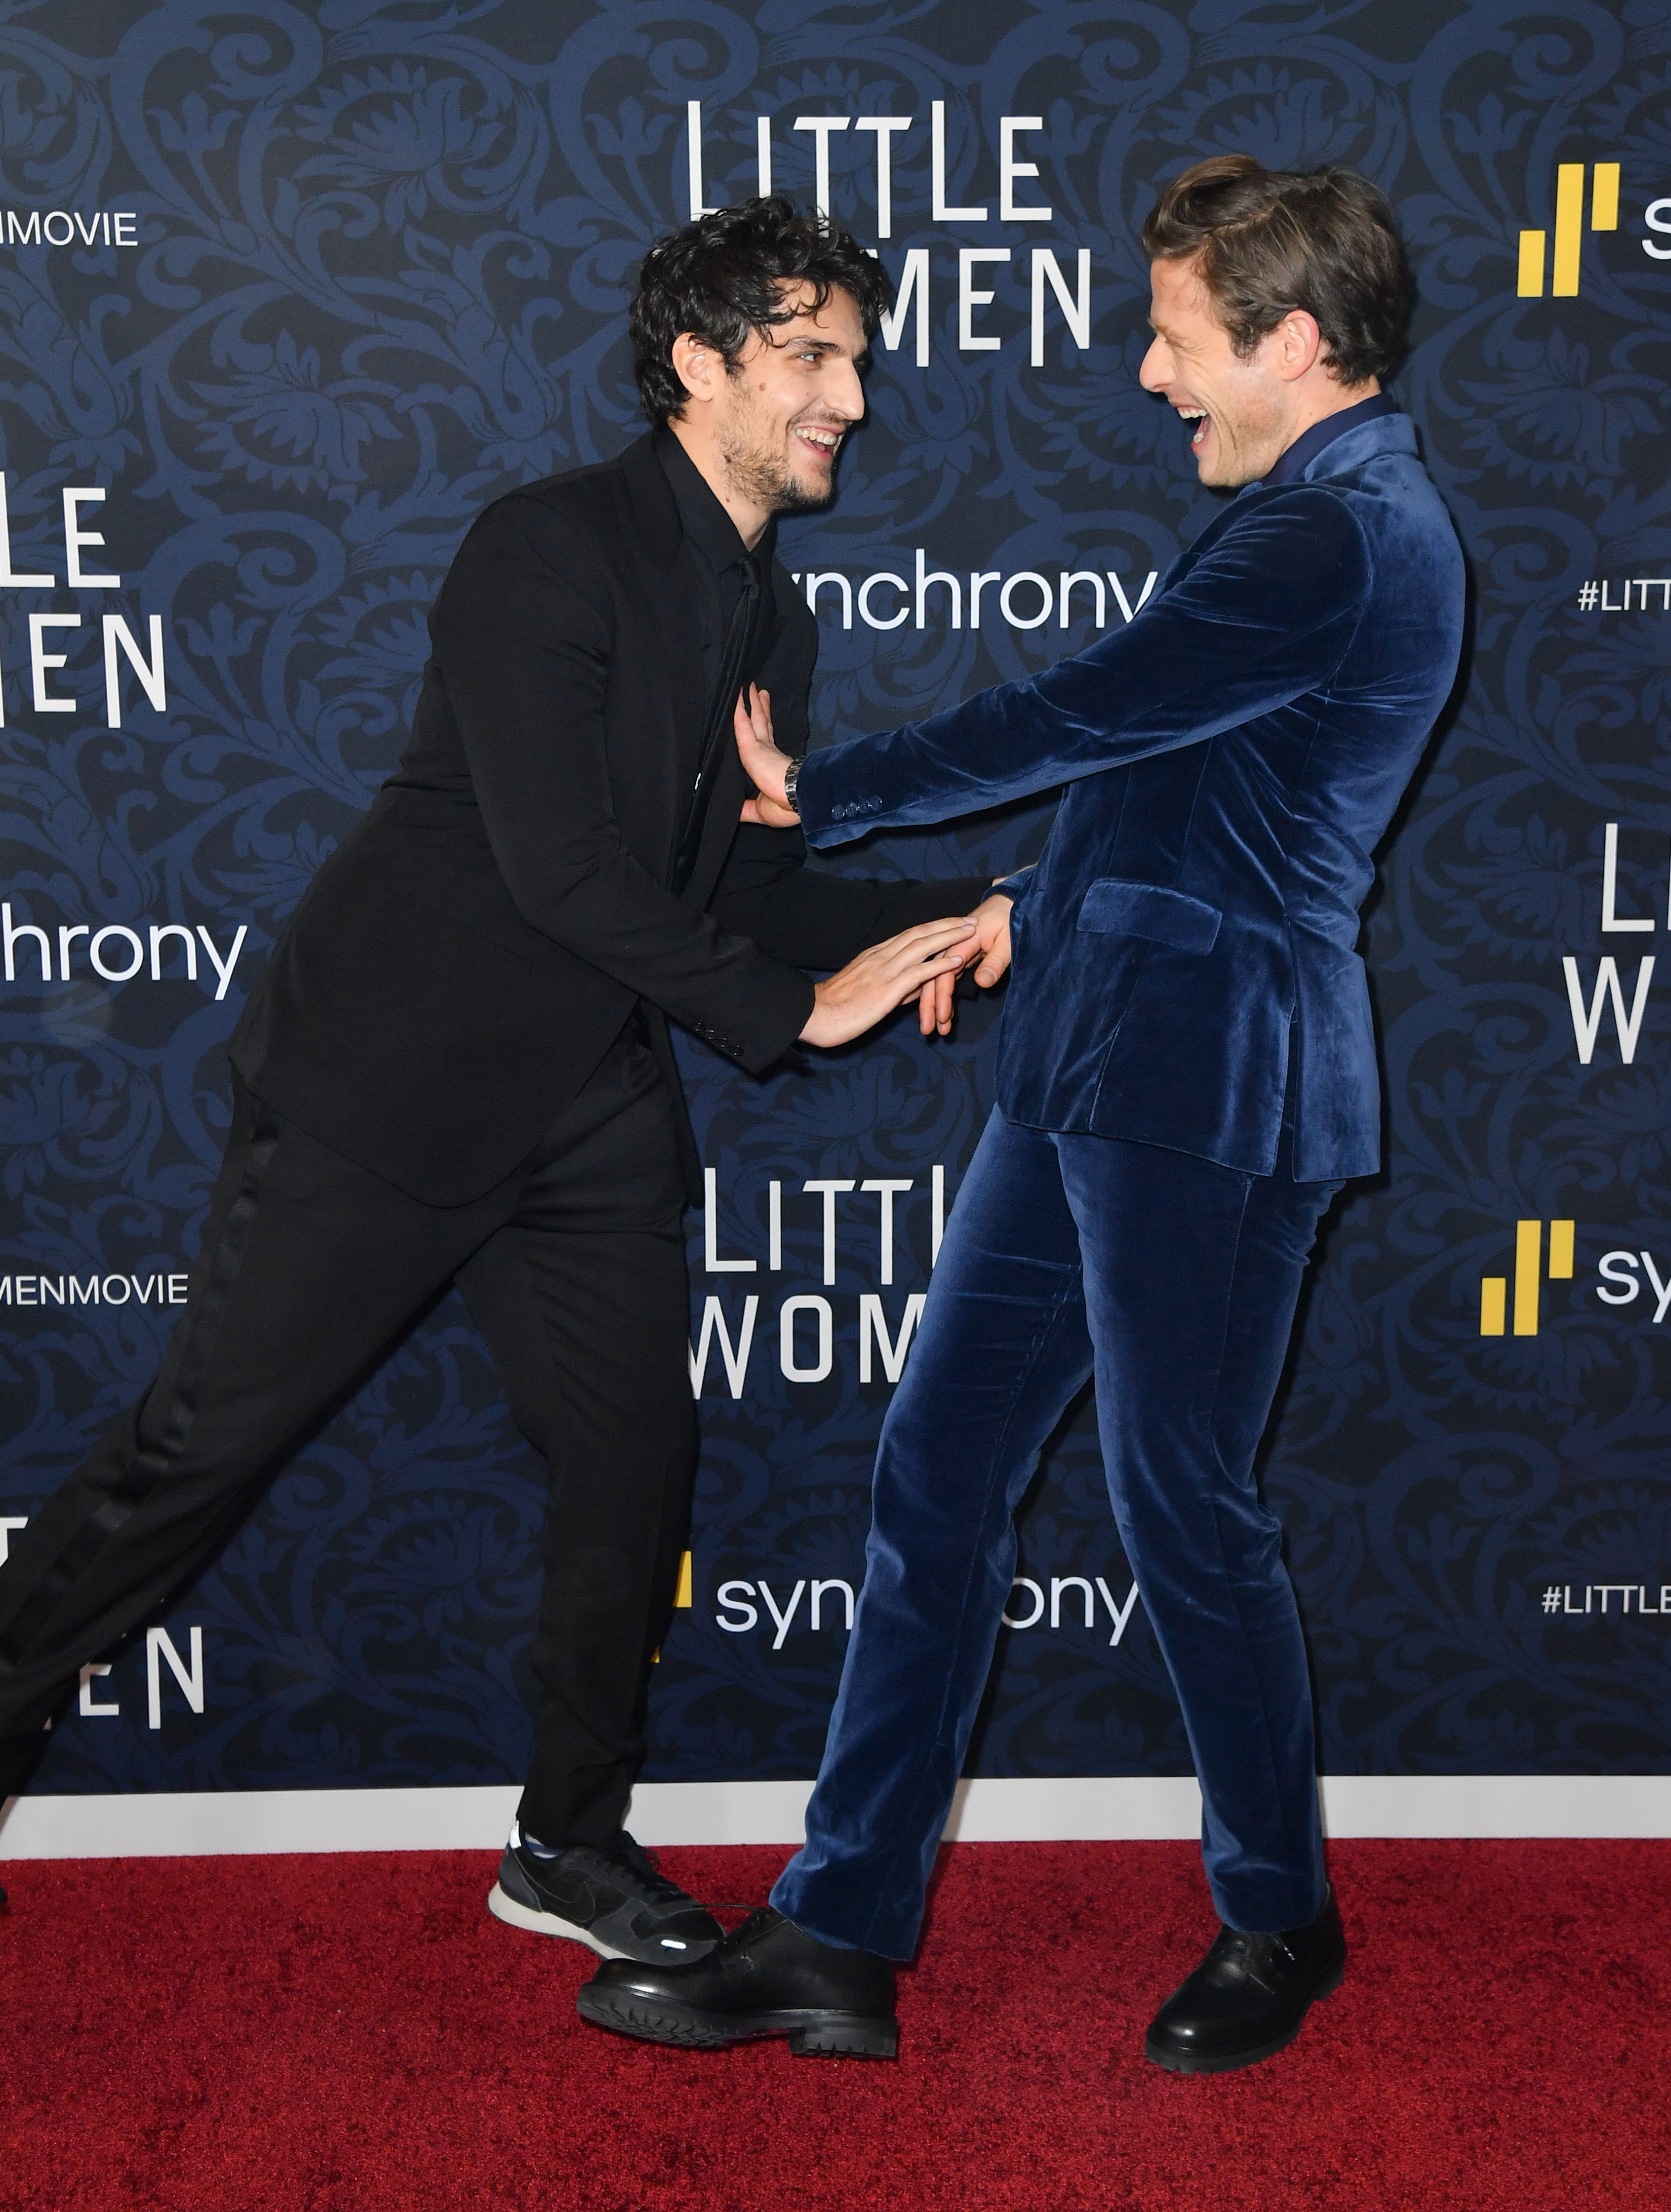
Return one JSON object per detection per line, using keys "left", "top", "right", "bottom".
{"left": 486, "top": 1826, "right": 723, "bottom": 1965}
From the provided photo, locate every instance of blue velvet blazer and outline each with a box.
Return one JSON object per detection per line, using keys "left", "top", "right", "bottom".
{"left": 797, "top": 413, "right": 1465, "bottom": 1183}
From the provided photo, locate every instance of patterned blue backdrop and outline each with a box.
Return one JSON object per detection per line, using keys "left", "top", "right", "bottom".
{"left": 1, "top": 0, "right": 1668, "bottom": 1800}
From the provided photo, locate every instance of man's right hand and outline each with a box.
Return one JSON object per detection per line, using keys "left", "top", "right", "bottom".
{"left": 800, "top": 916, "right": 978, "bottom": 1048}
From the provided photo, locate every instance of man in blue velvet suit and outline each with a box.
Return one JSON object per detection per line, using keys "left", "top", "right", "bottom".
{"left": 580, "top": 157, "right": 1466, "bottom": 2070}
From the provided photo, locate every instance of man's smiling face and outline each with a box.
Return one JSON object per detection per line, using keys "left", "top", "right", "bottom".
{"left": 1139, "top": 254, "right": 1291, "bottom": 490}
{"left": 713, "top": 283, "right": 867, "bottom": 515}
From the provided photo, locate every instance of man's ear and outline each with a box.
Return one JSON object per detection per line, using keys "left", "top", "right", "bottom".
{"left": 670, "top": 331, "right": 717, "bottom": 409}
{"left": 1276, "top": 310, "right": 1324, "bottom": 384}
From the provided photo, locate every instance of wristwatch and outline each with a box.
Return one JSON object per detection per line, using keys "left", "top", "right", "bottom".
{"left": 782, "top": 754, "right": 805, "bottom": 813}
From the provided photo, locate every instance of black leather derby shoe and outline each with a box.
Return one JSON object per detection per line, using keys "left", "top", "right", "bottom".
{"left": 577, "top": 1905, "right": 898, "bottom": 2057}
{"left": 1145, "top": 1885, "right": 1346, "bottom": 2074}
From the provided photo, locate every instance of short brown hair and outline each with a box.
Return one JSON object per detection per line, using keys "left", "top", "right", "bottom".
{"left": 1141, "top": 156, "right": 1412, "bottom": 387}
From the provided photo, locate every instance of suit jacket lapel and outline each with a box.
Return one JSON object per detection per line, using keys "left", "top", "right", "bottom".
{"left": 681, "top": 558, "right": 789, "bottom": 909}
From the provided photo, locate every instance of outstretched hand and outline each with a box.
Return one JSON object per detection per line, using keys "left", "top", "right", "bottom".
{"left": 736, "top": 687, "right": 801, "bottom": 828}
{"left": 801, "top": 916, "right": 977, "bottom": 1049}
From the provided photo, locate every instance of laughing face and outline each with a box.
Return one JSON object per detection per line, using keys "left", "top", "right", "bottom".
{"left": 1139, "top": 254, "right": 1292, "bottom": 490}
{"left": 714, "top": 283, "right": 867, "bottom": 516}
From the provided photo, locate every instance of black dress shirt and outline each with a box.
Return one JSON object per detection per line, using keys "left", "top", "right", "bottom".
{"left": 655, "top": 430, "right": 776, "bottom": 716}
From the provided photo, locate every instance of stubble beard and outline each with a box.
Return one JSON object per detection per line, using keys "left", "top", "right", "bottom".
{"left": 1201, "top": 384, "right": 1288, "bottom": 491}
{"left": 719, "top": 407, "right": 834, "bottom": 517}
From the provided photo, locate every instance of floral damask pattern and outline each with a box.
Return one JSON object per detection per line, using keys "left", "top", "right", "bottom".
{"left": 0, "top": 0, "right": 1666, "bottom": 1794}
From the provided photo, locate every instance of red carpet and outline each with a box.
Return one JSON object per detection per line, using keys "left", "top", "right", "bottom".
{"left": 4, "top": 1839, "right": 1667, "bottom": 2210}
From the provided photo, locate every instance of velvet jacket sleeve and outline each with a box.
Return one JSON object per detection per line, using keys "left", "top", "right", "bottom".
{"left": 796, "top": 488, "right": 1372, "bottom": 847}
{"left": 433, "top": 495, "right": 813, "bottom": 1066}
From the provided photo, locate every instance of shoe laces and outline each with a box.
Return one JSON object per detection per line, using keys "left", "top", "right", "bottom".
{"left": 608, "top": 1832, "right": 693, "bottom": 1904}
{"left": 722, "top": 1906, "right": 780, "bottom": 1948}
{"left": 1217, "top": 1926, "right": 1294, "bottom": 1988}
{"left": 611, "top": 1832, "right": 752, "bottom": 1912}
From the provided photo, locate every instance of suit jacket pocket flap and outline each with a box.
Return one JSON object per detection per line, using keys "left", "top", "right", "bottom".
{"left": 1076, "top": 877, "right": 1221, "bottom": 953}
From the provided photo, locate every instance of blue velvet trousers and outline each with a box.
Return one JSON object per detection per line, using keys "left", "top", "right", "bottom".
{"left": 771, "top": 1105, "right": 1341, "bottom": 1959}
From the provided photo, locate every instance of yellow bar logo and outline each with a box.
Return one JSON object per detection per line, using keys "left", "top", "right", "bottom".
{"left": 1480, "top": 1220, "right": 1574, "bottom": 1336}
{"left": 652, "top": 1548, "right": 695, "bottom": 1662}
{"left": 1518, "top": 162, "right": 1619, "bottom": 297}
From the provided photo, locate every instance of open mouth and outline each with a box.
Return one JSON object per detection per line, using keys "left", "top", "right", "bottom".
{"left": 795, "top": 424, "right": 843, "bottom": 460}
{"left": 1177, "top": 406, "right": 1210, "bottom": 451}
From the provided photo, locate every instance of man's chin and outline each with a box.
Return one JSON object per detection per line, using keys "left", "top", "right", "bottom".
{"left": 778, "top": 465, "right": 836, "bottom": 513}
{"left": 1194, "top": 448, "right": 1257, "bottom": 493}
{"left": 1189, "top": 429, "right": 1228, "bottom": 488}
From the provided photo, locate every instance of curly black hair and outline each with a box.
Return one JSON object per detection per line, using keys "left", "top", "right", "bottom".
{"left": 629, "top": 196, "right": 892, "bottom": 427}
{"left": 1142, "top": 155, "right": 1412, "bottom": 387}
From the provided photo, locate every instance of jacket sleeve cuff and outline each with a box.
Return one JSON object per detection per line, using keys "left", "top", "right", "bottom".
{"left": 680, "top": 967, "right": 814, "bottom": 1072}
{"left": 796, "top": 745, "right": 878, "bottom": 849}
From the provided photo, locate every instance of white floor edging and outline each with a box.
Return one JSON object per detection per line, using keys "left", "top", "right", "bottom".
{"left": 1, "top": 1773, "right": 1668, "bottom": 1858}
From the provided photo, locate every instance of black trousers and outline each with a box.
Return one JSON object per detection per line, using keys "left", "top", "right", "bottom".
{"left": 0, "top": 1028, "right": 696, "bottom": 1845}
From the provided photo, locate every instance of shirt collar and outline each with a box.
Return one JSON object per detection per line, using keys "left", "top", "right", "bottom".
{"left": 1260, "top": 392, "right": 1399, "bottom": 488}
{"left": 655, "top": 428, "right": 774, "bottom": 573}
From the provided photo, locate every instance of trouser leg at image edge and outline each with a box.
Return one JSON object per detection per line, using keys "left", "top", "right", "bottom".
{"left": 0, "top": 1090, "right": 489, "bottom": 1778}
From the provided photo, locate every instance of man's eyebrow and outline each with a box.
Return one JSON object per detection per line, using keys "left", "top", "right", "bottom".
{"left": 767, "top": 329, "right": 868, "bottom": 367}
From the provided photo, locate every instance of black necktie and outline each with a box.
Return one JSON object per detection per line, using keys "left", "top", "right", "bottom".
{"left": 673, "top": 551, "right": 760, "bottom": 893}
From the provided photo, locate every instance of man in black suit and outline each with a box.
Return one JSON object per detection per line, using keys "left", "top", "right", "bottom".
{"left": 0, "top": 198, "right": 1010, "bottom": 1958}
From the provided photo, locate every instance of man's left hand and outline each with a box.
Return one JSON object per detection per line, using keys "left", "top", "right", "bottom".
{"left": 916, "top": 891, "right": 1013, "bottom": 1036}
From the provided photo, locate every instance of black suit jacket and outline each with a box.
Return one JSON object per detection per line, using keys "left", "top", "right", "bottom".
{"left": 231, "top": 432, "right": 988, "bottom": 1206}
